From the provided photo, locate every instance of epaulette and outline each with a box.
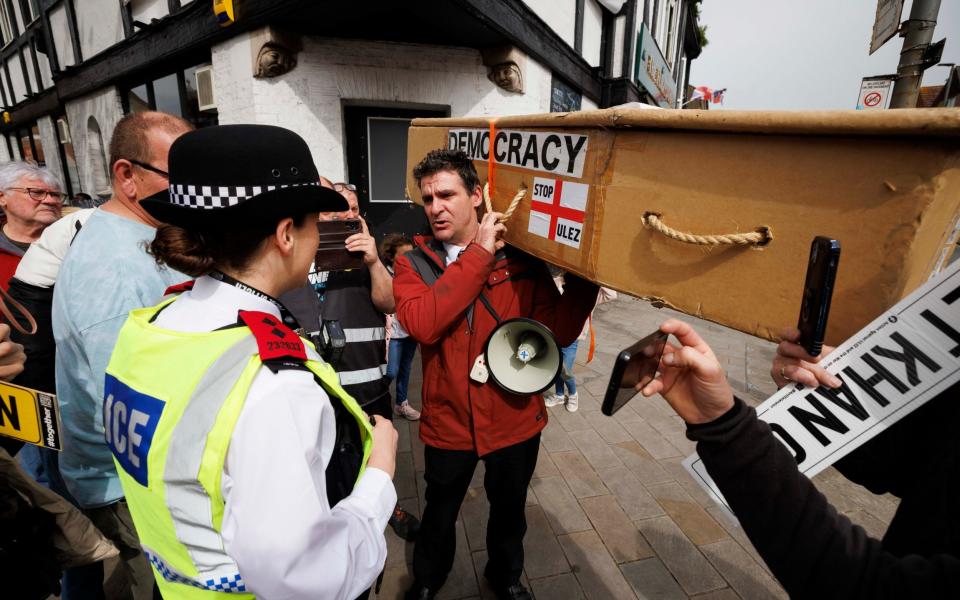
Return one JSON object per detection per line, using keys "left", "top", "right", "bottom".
{"left": 238, "top": 310, "right": 308, "bottom": 373}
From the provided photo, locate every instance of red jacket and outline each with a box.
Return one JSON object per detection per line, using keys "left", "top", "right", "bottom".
{"left": 0, "top": 247, "right": 22, "bottom": 291}
{"left": 394, "top": 237, "right": 599, "bottom": 455}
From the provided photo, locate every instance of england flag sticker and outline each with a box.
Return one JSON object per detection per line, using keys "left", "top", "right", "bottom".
{"left": 527, "top": 177, "right": 589, "bottom": 249}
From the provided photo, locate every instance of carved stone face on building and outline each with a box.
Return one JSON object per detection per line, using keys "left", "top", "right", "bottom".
{"left": 488, "top": 62, "right": 523, "bottom": 93}
{"left": 255, "top": 43, "right": 297, "bottom": 78}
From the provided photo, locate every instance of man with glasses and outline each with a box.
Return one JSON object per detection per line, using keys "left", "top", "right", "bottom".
{"left": 53, "top": 111, "right": 193, "bottom": 600}
{"left": 282, "top": 178, "right": 422, "bottom": 543}
{"left": 0, "top": 161, "right": 64, "bottom": 290}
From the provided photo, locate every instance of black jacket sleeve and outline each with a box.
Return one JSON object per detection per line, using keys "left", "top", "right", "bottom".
{"left": 689, "top": 398, "right": 960, "bottom": 599}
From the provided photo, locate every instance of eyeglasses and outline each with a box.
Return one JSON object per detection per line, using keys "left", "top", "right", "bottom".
{"left": 333, "top": 182, "right": 356, "bottom": 193}
{"left": 6, "top": 187, "right": 67, "bottom": 202}
{"left": 128, "top": 159, "right": 169, "bottom": 178}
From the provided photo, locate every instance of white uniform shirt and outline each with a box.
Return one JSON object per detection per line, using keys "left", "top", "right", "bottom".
{"left": 153, "top": 276, "right": 396, "bottom": 599}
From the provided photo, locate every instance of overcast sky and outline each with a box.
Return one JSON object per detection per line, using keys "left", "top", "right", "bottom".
{"left": 688, "top": 0, "right": 960, "bottom": 109}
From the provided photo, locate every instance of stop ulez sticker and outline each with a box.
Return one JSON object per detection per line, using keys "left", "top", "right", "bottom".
{"left": 527, "top": 177, "right": 589, "bottom": 249}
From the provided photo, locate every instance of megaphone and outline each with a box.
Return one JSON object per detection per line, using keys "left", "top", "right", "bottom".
{"left": 484, "top": 318, "right": 562, "bottom": 395}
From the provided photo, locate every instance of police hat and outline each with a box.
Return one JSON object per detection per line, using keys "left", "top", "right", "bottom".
{"left": 141, "top": 124, "right": 347, "bottom": 228}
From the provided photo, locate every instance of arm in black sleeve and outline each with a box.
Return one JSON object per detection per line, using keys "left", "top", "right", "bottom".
{"left": 689, "top": 399, "right": 960, "bottom": 599}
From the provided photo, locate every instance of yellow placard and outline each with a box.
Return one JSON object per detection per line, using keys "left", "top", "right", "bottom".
{"left": 0, "top": 381, "right": 62, "bottom": 450}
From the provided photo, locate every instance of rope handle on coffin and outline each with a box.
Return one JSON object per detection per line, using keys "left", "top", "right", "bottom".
{"left": 642, "top": 212, "right": 773, "bottom": 247}
{"left": 0, "top": 285, "right": 38, "bottom": 335}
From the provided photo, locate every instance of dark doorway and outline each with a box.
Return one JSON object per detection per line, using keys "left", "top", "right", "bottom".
{"left": 344, "top": 104, "right": 447, "bottom": 238}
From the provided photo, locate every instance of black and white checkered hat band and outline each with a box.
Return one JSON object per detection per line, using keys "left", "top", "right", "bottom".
{"left": 168, "top": 181, "right": 320, "bottom": 210}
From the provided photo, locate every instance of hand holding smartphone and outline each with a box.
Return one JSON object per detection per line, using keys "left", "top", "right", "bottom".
{"left": 601, "top": 330, "right": 669, "bottom": 416}
{"left": 797, "top": 236, "right": 841, "bottom": 356}
{"left": 315, "top": 219, "right": 366, "bottom": 272}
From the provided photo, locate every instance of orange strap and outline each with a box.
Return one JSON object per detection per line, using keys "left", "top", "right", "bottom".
{"left": 487, "top": 120, "right": 497, "bottom": 208}
{"left": 586, "top": 315, "right": 596, "bottom": 364}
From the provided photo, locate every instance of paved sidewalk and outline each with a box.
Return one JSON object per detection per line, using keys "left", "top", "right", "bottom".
{"left": 375, "top": 296, "right": 899, "bottom": 599}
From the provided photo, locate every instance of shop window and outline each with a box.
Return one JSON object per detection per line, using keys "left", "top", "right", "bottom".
{"left": 0, "top": 3, "right": 14, "bottom": 46}
{"left": 56, "top": 116, "right": 81, "bottom": 198}
{"left": 13, "top": 123, "right": 43, "bottom": 166}
{"left": 121, "top": 63, "right": 219, "bottom": 128}
{"left": 87, "top": 116, "right": 111, "bottom": 197}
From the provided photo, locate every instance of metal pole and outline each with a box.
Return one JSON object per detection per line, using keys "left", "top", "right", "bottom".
{"left": 889, "top": 0, "right": 942, "bottom": 108}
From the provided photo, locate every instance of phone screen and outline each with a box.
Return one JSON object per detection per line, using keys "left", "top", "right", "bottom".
{"left": 602, "top": 331, "right": 669, "bottom": 416}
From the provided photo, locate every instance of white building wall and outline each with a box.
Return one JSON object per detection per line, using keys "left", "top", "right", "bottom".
{"left": 64, "top": 87, "right": 124, "bottom": 196}
{"left": 213, "top": 34, "right": 553, "bottom": 181}
{"left": 7, "top": 56, "right": 27, "bottom": 103}
{"left": 523, "top": 0, "right": 577, "bottom": 48}
{"left": 75, "top": 0, "right": 124, "bottom": 61}
{"left": 130, "top": 0, "right": 169, "bottom": 25}
{"left": 0, "top": 138, "right": 10, "bottom": 163}
{"left": 582, "top": 0, "right": 604, "bottom": 67}
{"left": 50, "top": 5, "right": 76, "bottom": 68}
{"left": 37, "top": 116, "right": 65, "bottom": 187}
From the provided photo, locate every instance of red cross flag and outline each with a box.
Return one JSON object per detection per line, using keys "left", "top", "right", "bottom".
{"left": 527, "top": 177, "right": 589, "bottom": 249}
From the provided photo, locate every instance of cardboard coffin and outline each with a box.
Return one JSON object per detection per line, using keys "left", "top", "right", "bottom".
{"left": 405, "top": 108, "right": 960, "bottom": 344}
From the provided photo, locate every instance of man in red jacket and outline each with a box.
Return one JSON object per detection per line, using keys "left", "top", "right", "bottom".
{"left": 395, "top": 149, "right": 598, "bottom": 600}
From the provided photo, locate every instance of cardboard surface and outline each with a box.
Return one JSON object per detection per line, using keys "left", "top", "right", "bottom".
{"left": 406, "top": 108, "right": 960, "bottom": 343}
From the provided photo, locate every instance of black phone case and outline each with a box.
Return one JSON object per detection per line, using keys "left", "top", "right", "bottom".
{"left": 315, "top": 219, "right": 365, "bottom": 272}
{"left": 798, "top": 236, "right": 841, "bottom": 356}
{"left": 601, "top": 330, "right": 668, "bottom": 416}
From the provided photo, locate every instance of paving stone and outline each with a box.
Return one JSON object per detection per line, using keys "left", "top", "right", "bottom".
{"left": 580, "top": 495, "right": 654, "bottom": 563}
{"left": 635, "top": 516, "right": 725, "bottom": 596}
{"left": 462, "top": 486, "right": 489, "bottom": 552}
{"left": 373, "top": 563, "right": 413, "bottom": 600}
{"left": 625, "top": 420, "right": 684, "bottom": 460}
{"left": 700, "top": 539, "right": 787, "bottom": 600}
{"left": 597, "top": 467, "right": 664, "bottom": 521}
{"left": 395, "top": 450, "right": 418, "bottom": 501}
{"left": 552, "top": 407, "right": 594, "bottom": 433}
{"left": 411, "top": 429, "right": 426, "bottom": 471}
{"left": 530, "top": 475, "right": 593, "bottom": 534}
{"left": 584, "top": 411, "right": 635, "bottom": 444}
{"left": 558, "top": 530, "right": 639, "bottom": 600}
{"left": 568, "top": 429, "right": 622, "bottom": 471}
{"left": 620, "top": 557, "right": 687, "bottom": 600}
{"left": 704, "top": 505, "right": 769, "bottom": 575}
{"left": 647, "top": 481, "right": 727, "bottom": 545}
{"left": 470, "top": 460, "right": 486, "bottom": 489}
{"left": 613, "top": 402, "right": 646, "bottom": 423}
{"left": 552, "top": 451, "right": 610, "bottom": 498}
{"left": 658, "top": 457, "right": 714, "bottom": 509}
{"left": 522, "top": 504, "right": 572, "bottom": 579}
{"left": 690, "top": 588, "right": 742, "bottom": 600}
{"left": 471, "top": 550, "right": 529, "bottom": 600}
{"left": 843, "top": 509, "right": 890, "bottom": 541}
{"left": 542, "top": 421, "right": 578, "bottom": 453}
{"left": 529, "top": 572, "right": 585, "bottom": 600}
{"left": 435, "top": 519, "right": 480, "bottom": 600}
{"left": 396, "top": 418, "right": 412, "bottom": 453}
{"left": 533, "top": 443, "right": 561, "bottom": 479}
{"left": 613, "top": 442, "right": 674, "bottom": 487}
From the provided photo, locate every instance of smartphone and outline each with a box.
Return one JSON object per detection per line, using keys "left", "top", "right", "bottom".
{"left": 601, "top": 330, "right": 669, "bottom": 416}
{"left": 797, "top": 236, "right": 841, "bottom": 356}
{"left": 315, "top": 219, "right": 365, "bottom": 272}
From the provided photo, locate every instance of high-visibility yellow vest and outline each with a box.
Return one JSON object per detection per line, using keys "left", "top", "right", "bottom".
{"left": 103, "top": 298, "right": 373, "bottom": 598}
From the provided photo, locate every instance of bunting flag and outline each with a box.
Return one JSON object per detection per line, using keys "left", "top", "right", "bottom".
{"left": 712, "top": 88, "right": 727, "bottom": 105}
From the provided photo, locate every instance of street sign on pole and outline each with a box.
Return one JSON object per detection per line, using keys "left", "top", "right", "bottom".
{"left": 870, "top": 0, "right": 905, "bottom": 55}
{"left": 857, "top": 75, "right": 896, "bottom": 110}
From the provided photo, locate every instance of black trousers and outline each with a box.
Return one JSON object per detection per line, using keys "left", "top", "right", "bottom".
{"left": 413, "top": 433, "right": 540, "bottom": 590}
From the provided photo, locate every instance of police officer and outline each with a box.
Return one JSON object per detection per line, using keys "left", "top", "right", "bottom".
{"left": 103, "top": 125, "right": 398, "bottom": 599}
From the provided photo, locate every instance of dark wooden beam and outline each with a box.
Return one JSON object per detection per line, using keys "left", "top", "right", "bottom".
{"left": 3, "top": 63, "right": 15, "bottom": 106}
{"left": 29, "top": 38, "right": 42, "bottom": 90}
{"left": 574, "top": 0, "right": 584, "bottom": 54}
{"left": 4, "top": 0, "right": 20, "bottom": 37}
{"left": 600, "top": 5, "right": 613, "bottom": 78}
{"left": 38, "top": 5, "right": 58, "bottom": 72}
{"left": 53, "top": 0, "right": 307, "bottom": 101}
{"left": 622, "top": 0, "right": 637, "bottom": 81}
{"left": 168, "top": 0, "right": 181, "bottom": 14}
{"left": 18, "top": 46, "right": 32, "bottom": 96}
{"left": 0, "top": 85, "right": 56, "bottom": 130}
{"left": 63, "top": 0, "right": 82, "bottom": 64}
{"left": 449, "top": 0, "right": 602, "bottom": 102}
{"left": 120, "top": 1, "right": 133, "bottom": 39}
